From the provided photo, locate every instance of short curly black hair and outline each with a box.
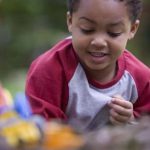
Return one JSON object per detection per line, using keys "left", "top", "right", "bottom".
{"left": 67, "top": 0, "right": 143, "bottom": 23}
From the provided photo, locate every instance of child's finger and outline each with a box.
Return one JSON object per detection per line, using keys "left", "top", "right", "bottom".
{"left": 109, "top": 115, "right": 123, "bottom": 125}
{"left": 110, "top": 103, "right": 132, "bottom": 116}
{"left": 111, "top": 98, "right": 133, "bottom": 109}
{"left": 110, "top": 109, "right": 129, "bottom": 123}
{"left": 112, "top": 95, "right": 123, "bottom": 99}
{"left": 108, "top": 100, "right": 133, "bottom": 116}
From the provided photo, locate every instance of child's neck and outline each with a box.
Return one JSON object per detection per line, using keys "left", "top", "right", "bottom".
{"left": 85, "top": 64, "right": 117, "bottom": 84}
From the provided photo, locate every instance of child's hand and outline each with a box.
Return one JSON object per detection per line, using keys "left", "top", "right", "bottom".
{"left": 108, "top": 95, "right": 134, "bottom": 125}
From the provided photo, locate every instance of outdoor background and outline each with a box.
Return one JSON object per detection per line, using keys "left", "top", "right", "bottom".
{"left": 0, "top": 0, "right": 149, "bottom": 96}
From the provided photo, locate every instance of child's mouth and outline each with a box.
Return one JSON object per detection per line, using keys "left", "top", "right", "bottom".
{"left": 89, "top": 52, "right": 108, "bottom": 57}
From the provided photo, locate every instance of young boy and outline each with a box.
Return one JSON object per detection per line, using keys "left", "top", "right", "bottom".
{"left": 25, "top": 0, "right": 150, "bottom": 131}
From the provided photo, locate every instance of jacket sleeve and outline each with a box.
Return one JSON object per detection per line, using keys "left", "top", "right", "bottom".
{"left": 25, "top": 54, "right": 69, "bottom": 121}
{"left": 133, "top": 80, "right": 150, "bottom": 117}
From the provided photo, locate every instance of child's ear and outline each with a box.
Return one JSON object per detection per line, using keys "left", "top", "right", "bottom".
{"left": 129, "top": 20, "right": 140, "bottom": 40}
{"left": 67, "top": 11, "right": 72, "bottom": 33}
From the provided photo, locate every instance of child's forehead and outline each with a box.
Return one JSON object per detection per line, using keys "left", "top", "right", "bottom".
{"left": 76, "top": 0, "right": 128, "bottom": 18}
{"left": 72, "top": 0, "right": 131, "bottom": 26}
{"left": 77, "top": 0, "right": 127, "bottom": 11}
{"left": 78, "top": 0, "right": 125, "bottom": 7}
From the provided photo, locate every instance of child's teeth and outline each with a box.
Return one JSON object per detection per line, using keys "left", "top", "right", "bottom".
{"left": 91, "top": 52, "right": 105, "bottom": 57}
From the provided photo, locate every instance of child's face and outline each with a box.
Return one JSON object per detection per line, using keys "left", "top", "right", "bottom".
{"left": 67, "top": 0, "right": 139, "bottom": 75}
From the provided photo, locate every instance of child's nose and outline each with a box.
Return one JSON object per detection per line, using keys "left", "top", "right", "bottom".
{"left": 91, "top": 34, "right": 107, "bottom": 49}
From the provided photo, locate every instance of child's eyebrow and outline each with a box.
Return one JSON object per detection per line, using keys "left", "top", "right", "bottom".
{"left": 79, "top": 17, "right": 125, "bottom": 27}
{"left": 109, "top": 21, "right": 125, "bottom": 27}
{"left": 79, "top": 17, "right": 96, "bottom": 24}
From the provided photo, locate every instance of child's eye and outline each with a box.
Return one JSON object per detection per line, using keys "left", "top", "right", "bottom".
{"left": 108, "top": 32, "right": 122, "bottom": 37}
{"left": 81, "top": 28, "right": 94, "bottom": 34}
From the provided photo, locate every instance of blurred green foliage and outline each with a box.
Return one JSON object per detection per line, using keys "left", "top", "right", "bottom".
{"left": 0, "top": 0, "right": 149, "bottom": 81}
{"left": 0, "top": 0, "right": 68, "bottom": 79}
